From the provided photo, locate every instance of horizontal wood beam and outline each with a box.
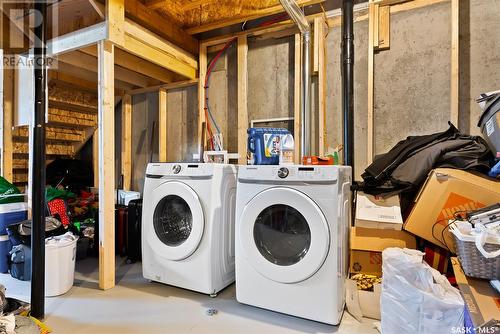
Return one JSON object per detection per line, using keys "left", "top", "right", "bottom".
{"left": 121, "top": 34, "right": 197, "bottom": 79}
{"left": 186, "top": 0, "right": 325, "bottom": 35}
{"left": 127, "top": 79, "right": 198, "bottom": 95}
{"left": 81, "top": 45, "right": 180, "bottom": 83}
{"left": 57, "top": 51, "right": 159, "bottom": 87}
{"left": 51, "top": 63, "right": 132, "bottom": 92}
{"left": 124, "top": 0, "right": 199, "bottom": 55}
{"left": 124, "top": 19, "right": 198, "bottom": 69}
{"left": 47, "top": 22, "right": 107, "bottom": 56}
{"left": 201, "top": 13, "right": 324, "bottom": 48}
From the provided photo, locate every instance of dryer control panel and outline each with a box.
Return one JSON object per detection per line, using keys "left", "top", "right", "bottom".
{"left": 238, "top": 165, "right": 349, "bottom": 182}
{"left": 146, "top": 163, "right": 215, "bottom": 178}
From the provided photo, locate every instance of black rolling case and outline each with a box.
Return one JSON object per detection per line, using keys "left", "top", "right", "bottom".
{"left": 126, "top": 199, "right": 142, "bottom": 263}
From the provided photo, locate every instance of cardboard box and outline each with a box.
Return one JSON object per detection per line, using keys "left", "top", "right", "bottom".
{"left": 451, "top": 257, "right": 500, "bottom": 332}
{"left": 346, "top": 278, "right": 381, "bottom": 321}
{"left": 404, "top": 168, "right": 500, "bottom": 251}
{"left": 350, "top": 227, "right": 416, "bottom": 276}
{"left": 355, "top": 192, "right": 403, "bottom": 230}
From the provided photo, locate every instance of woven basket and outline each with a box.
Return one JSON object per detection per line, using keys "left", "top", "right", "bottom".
{"left": 450, "top": 224, "right": 500, "bottom": 280}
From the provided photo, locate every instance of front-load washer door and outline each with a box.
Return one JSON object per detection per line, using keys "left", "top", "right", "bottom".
{"left": 239, "top": 187, "right": 330, "bottom": 283}
{"left": 148, "top": 181, "right": 204, "bottom": 261}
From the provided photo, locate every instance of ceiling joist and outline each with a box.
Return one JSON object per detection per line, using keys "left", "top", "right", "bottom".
{"left": 123, "top": 0, "right": 199, "bottom": 55}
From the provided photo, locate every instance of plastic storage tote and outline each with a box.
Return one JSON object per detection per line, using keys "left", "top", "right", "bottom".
{"left": 45, "top": 233, "right": 79, "bottom": 297}
{"left": 247, "top": 128, "right": 290, "bottom": 165}
{"left": 0, "top": 202, "right": 28, "bottom": 273}
{"left": 478, "top": 93, "right": 500, "bottom": 157}
{"left": 0, "top": 202, "right": 28, "bottom": 235}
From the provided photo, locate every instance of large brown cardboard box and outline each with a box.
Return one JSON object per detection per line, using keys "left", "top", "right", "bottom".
{"left": 404, "top": 168, "right": 500, "bottom": 251}
{"left": 451, "top": 257, "right": 500, "bottom": 331}
{"left": 350, "top": 226, "right": 416, "bottom": 276}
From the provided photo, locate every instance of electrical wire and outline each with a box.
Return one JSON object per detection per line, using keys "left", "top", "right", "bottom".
{"left": 204, "top": 37, "right": 237, "bottom": 150}
{"left": 203, "top": 12, "right": 291, "bottom": 150}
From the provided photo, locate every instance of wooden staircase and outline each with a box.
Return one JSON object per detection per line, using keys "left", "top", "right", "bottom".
{"left": 12, "top": 82, "right": 98, "bottom": 187}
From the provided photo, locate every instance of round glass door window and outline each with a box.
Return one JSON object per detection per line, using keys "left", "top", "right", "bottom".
{"left": 253, "top": 204, "right": 311, "bottom": 266}
{"left": 153, "top": 195, "right": 192, "bottom": 247}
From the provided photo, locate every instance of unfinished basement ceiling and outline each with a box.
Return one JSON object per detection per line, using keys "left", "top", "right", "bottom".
{"left": 143, "top": 0, "right": 325, "bottom": 34}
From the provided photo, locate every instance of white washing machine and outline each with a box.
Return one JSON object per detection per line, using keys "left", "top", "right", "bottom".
{"left": 142, "top": 163, "right": 237, "bottom": 296}
{"left": 235, "top": 165, "right": 351, "bottom": 325}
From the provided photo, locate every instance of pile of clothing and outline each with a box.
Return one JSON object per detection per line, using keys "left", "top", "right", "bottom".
{"left": 0, "top": 285, "right": 50, "bottom": 334}
{"left": 358, "top": 123, "right": 494, "bottom": 212}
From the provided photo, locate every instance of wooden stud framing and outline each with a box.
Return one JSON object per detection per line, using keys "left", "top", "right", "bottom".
{"left": 377, "top": 6, "right": 391, "bottom": 50}
{"left": 106, "top": 0, "right": 125, "bottom": 45}
{"left": 2, "top": 67, "right": 14, "bottom": 183}
{"left": 316, "top": 18, "right": 327, "bottom": 157}
{"left": 80, "top": 46, "right": 179, "bottom": 84}
{"left": 294, "top": 34, "right": 302, "bottom": 164}
{"left": 122, "top": 34, "right": 197, "bottom": 79}
{"left": 93, "top": 129, "right": 99, "bottom": 187}
{"left": 159, "top": 89, "right": 168, "bottom": 162}
{"left": 127, "top": 79, "right": 198, "bottom": 95}
{"left": 197, "top": 44, "right": 207, "bottom": 158}
{"left": 97, "top": 40, "right": 115, "bottom": 290}
{"left": 450, "top": 0, "right": 459, "bottom": 126}
{"left": 373, "top": 4, "right": 380, "bottom": 49}
{"left": 57, "top": 51, "right": 156, "bottom": 88}
{"left": 367, "top": 2, "right": 376, "bottom": 163}
{"left": 121, "top": 94, "right": 132, "bottom": 190}
{"left": 237, "top": 36, "right": 248, "bottom": 165}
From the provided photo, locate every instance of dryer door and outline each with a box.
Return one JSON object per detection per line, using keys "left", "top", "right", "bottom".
{"left": 239, "top": 187, "right": 330, "bottom": 283}
{"left": 147, "top": 181, "right": 204, "bottom": 261}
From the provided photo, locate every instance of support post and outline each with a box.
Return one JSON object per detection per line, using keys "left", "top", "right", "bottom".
{"left": 106, "top": 0, "right": 125, "bottom": 46}
{"left": 93, "top": 129, "right": 99, "bottom": 187}
{"left": 121, "top": 94, "right": 132, "bottom": 190}
{"left": 316, "top": 18, "right": 327, "bottom": 157}
{"left": 342, "top": 0, "right": 355, "bottom": 173}
{"left": 197, "top": 44, "right": 207, "bottom": 160}
{"left": 97, "top": 40, "right": 115, "bottom": 290}
{"left": 159, "top": 88, "right": 167, "bottom": 162}
{"left": 367, "top": 1, "right": 375, "bottom": 164}
{"left": 450, "top": 0, "right": 459, "bottom": 126}
{"left": 31, "top": 0, "right": 47, "bottom": 319}
{"left": 294, "top": 34, "right": 301, "bottom": 164}
{"left": 237, "top": 36, "right": 248, "bottom": 165}
{"left": 1, "top": 67, "right": 13, "bottom": 182}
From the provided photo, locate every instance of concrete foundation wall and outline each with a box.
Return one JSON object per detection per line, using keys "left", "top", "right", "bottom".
{"left": 121, "top": 0, "right": 500, "bottom": 188}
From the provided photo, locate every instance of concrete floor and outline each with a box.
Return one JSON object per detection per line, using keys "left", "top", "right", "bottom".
{"left": 1, "top": 257, "right": 379, "bottom": 334}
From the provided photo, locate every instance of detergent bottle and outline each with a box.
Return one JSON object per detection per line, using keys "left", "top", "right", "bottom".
{"left": 279, "top": 134, "right": 295, "bottom": 165}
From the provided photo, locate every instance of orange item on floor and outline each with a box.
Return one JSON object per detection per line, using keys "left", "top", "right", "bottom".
{"left": 302, "top": 156, "right": 334, "bottom": 165}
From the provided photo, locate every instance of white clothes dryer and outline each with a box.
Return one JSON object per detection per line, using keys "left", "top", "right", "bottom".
{"left": 235, "top": 165, "right": 351, "bottom": 324}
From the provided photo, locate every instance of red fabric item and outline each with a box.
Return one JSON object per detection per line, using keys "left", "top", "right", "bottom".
{"left": 48, "top": 199, "right": 70, "bottom": 226}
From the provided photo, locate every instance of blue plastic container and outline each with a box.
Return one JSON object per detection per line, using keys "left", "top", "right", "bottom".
{"left": 0, "top": 235, "right": 11, "bottom": 273}
{"left": 248, "top": 128, "right": 290, "bottom": 165}
{"left": 0, "top": 202, "right": 27, "bottom": 273}
{"left": 0, "top": 202, "right": 28, "bottom": 234}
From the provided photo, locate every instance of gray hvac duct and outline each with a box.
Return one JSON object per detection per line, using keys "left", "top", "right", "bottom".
{"left": 279, "top": 0, "right": 311, "bottom": 158}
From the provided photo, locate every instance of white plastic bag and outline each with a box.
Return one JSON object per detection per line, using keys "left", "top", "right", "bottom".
{"left": 381, "top": 248, "right": 464, "bottom": 334}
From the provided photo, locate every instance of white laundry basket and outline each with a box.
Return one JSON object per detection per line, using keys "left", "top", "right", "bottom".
{"left": 45, "top": 233, "right": 78, "bottom": 297}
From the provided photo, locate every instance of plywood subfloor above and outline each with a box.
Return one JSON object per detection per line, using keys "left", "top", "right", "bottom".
{"left": 145, "top": 0, "right": 325, "bottom": 34}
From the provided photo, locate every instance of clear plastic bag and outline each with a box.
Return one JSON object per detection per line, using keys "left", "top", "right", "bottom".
{"left": 381, "top": 248, "right": 464, "bottom": 334}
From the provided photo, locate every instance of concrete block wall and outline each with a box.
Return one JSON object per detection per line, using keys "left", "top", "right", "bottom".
{"left": 124, "top": 0, "right": 500, "bottom": 190}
